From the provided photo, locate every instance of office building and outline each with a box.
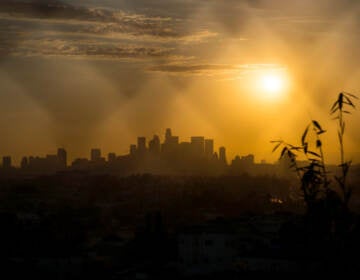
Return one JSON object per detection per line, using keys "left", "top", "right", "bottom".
{"left": 91, "top": 148, "right": 101, "bottom": 161}
{"left": 130, "top": 144, "right": 137, "bottom": 156}
{"left": 57, "top": 148, "right": 67, "bottom": 168}
{"left": 137, "top": 137, "right": 147, "bottom": 154}
{"left": 149, "top": 135, "right": 161, "bottom": 154}
{"left": 205, "top": 139, "right": 214, "bottom": 159}
{"left": 191, "top": 136, "right": 205, "bottom": 157}
{"left": 219, "top": 147, "right": 227, "bottom": 164}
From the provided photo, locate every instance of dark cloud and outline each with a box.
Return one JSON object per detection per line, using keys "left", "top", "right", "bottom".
{"left": 0, "top": 0, "right": 218, "bottom": 61}
{"left": 14, "top": 38, "right": 173, "bottom": 59}
{"left": 0, "top": 1, "right": 183, "bottom": 38}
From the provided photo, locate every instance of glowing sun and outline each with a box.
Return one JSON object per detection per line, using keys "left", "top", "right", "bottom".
{"left": 258, "top": 72, "right": 288, "bottom": 100}
{"left": 261, "top": 74, "right": 284, "bottom": 93}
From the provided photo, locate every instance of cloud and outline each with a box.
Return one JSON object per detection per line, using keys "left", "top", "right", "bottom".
{"left": 149, "top": 64, "right": 237, "bottom": 74}
{"left": 0, "top": 1, "right": 215, "bottom": 39}
{"left": 12, "top": 38, "right": 174, "bottom": 60}
{"left": 0, "top": 1, "right": 219, "bottom": 61}
{"left": 148, "top": 63, "right": 285, "bottom": 76}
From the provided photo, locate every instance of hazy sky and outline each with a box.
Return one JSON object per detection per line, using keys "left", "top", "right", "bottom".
{"left": 1, "top": 0, "right": 360, "bottom": 164}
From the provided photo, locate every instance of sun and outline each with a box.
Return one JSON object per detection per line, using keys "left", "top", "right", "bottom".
{"left": 252, "top": 70, "right": 289, "bottom": 101}
{"left": 261, "top": 74, "right": 284, "bottom": 94}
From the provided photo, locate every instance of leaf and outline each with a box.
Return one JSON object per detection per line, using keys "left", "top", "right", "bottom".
{"left": 330, "top": 101, "right": 339, "bottom": 114}
{"left": 330, "top": 108, "right": 338, "bottom": 115}
{"left": 343, "top": 91, "right": 359, "bottom": 99}
{"left": 301, "top": 125, "right": 310, "bottom": 145}
{"left": 272, "top": 142, "right": 282, "bottom": 153}
{"left": 316, "top": 140, "right": 322, "bottom": 148}
{"left": 312, "top": 120, "right": 323, "bottom": 131}
{"left": 287, "top": 150, "right": 296, "bottom": 159}
{"left": 338, "top": 93, "right": 344, "bottom": 110}
{"left": 304, "top": 142, "right": 308, "bottom": 154}
{"left": 343, "top": 95, "right": 355, "bottom": 108}
{"left": 280, "top": 147, "right": 288, "bottom": 159}
{"left": 307, "top": 151, "right": 321, "bottom": 158}
{"left": 317, "top": 130, "right": 326, "bottom": 135}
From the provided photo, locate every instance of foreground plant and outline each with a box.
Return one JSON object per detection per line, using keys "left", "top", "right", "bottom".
{"left": 272, "top": 92, "right": 358, "bottom": 213}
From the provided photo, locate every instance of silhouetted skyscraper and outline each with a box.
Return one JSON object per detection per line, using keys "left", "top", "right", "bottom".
{"left": 165, "top": 128, "right": 172, "bottom": 142}
{"left": 2, "top": 156, "right": 11, "bottom": 168}
{"left": 108, "top": 153, "right": 116, "bottom": 162}
{"left": 205, "top": 139, "right": 214, "bottom": 158}
{"left": 57, "top": 148, "right": 67, "bottom": 168}
{"left": 162, "top": 128, "right": 179, "bottom": 156}
{"left": 137, "top": 137, "right": 147, "bottom": 154}
{"left": 219, "top": 146, "right": 227, "bottom": 164}
{"left": 149, "top": 135, "right": 161, "bottom": 154}
{"left": 91, "top": 148, "right": 101, "bottom": 161}
{"left": 130, "top": 144, "right": 137, "bottom": 156}
{"left": 21, "top": 157, "right": 28, "bottom": 169}
{"left": 191, "top": 136, "right": 205, "bottom": 157}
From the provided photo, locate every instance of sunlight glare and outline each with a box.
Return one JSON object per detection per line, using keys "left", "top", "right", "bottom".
{"left": 256, "top": 70, "right": 289, "bottom": 101}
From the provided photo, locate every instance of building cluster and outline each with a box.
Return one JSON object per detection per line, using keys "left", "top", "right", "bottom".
{"left": 0, "top": 128, "right": 290, "bottom": 177}
{"left": 1, "top": 148, "right": 67, "bottom": 175}
{"left": 71, "top": 128, "right": 228, "bottom": 175}
{"left": 0, "top": 129, "right": 235, "bottom": 176}
{"left": 130, "top": 128, "right": 227, "bottom": 163}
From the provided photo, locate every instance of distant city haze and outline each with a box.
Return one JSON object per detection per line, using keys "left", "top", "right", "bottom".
{"left": 0, "top": 0, "right": 360, "bottom": 165}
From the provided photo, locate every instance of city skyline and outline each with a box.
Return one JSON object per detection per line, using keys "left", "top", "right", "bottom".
{"left": 2, "top": 126, "right": 357, "bottom": 179}
{"left": 0, "top": 128, "right": 241, "bottom": 174}
{"left": 1, "top": 128, "right": 259, "bottom": 168}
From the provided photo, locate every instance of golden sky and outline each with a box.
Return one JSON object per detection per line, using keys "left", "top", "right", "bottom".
{"left": 0, "top": 0, "right": 360, "bottom": 164}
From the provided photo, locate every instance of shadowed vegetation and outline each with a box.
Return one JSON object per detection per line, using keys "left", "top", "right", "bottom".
{"left": 272, "top": 91, "right": 358, "bottom": 245}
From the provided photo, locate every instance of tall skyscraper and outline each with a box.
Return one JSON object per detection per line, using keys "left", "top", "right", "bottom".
{"left": 2, "top": 156, "right": 11, "bottom": 168}
{"left": 162, "top": 129, "right": 179, "bottom": 156}
{"left": 191, "top": 136, "right": 205, "bottom": 157}
{"left": 130, "top": 144, "right": 137, "bottom": 156}
{"left": 165, "top": 128, "right": 172, "bottom": 142}
{"left": 57, "top": 148, "right": 67, "bottom": 168}
{"left": 205, "top": 139, "right": 214, "bottom": 158}
{"left": 149, "top": 135, "right": 161, "bottom": 154}
{"left": 91, "top": 148, "right": 101, "bottom": 161}
{"left": 137, "top": 137, "right": 147, "bottom": 154}
{"left": 219, "top": 146, "right": 227, "bottom": 164}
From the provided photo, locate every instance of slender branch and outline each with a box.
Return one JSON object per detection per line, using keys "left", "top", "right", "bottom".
{"left": 315, "top": 132, "right": 329, "bottom": 190}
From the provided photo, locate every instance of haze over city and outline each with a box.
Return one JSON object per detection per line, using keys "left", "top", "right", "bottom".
{"left": 2, "top": 1, "right": 360, "bottom": 277}
{"left": 1, "top": 0, "right": 360, "bottom": 165}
